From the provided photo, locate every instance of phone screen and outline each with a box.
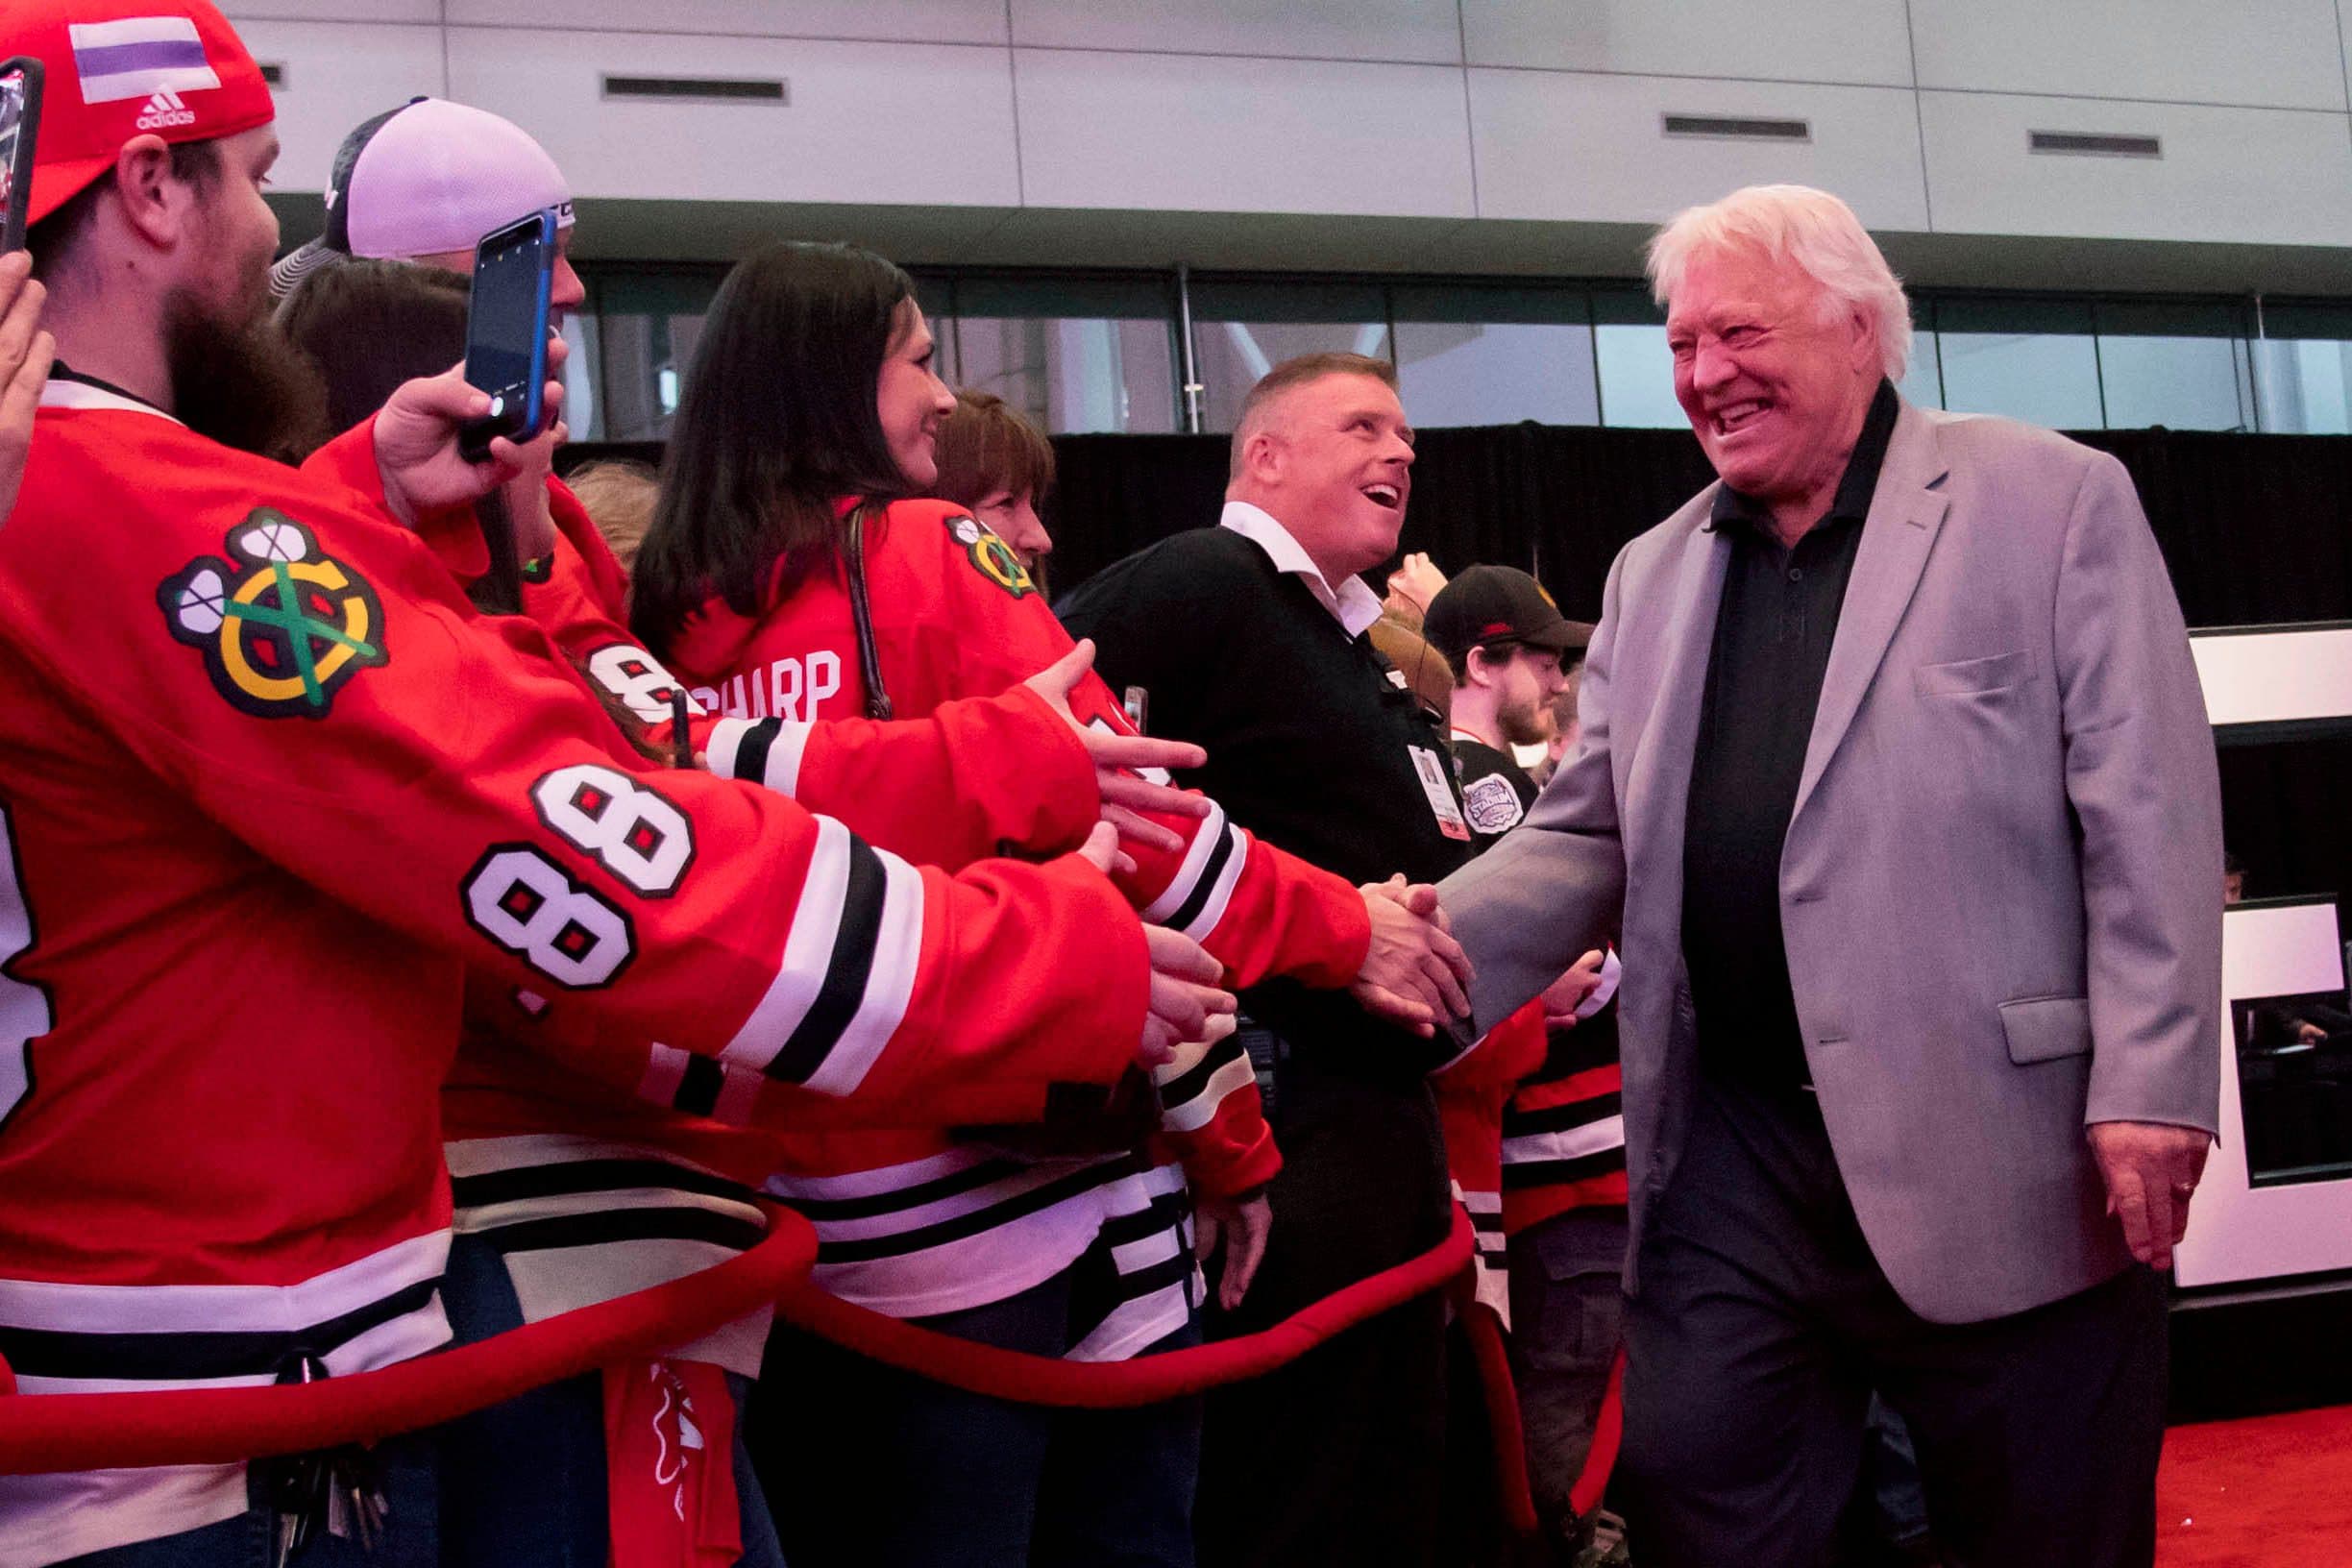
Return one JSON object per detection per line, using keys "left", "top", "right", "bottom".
{"left": 1, "top": 60, "right": 40, "bottom": 254}
{"left": 461, "top": 210, "right": 553, "bottom": 443}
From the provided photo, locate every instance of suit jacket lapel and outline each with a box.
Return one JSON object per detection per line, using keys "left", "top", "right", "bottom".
{"left": 1625, "top": 510, "right": 1731, "bottom": 860}
{"left": 1789, "top": 403, "right": 1951, "bottom": 827}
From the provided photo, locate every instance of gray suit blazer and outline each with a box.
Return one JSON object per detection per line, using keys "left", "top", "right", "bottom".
{"left": 1439, "top": 402, "right": 2222, "bottom": 1325}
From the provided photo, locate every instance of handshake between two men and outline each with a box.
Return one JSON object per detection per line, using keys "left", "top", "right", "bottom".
{"left": 1019, "top": 639, "right": 1475, "bottom": 1071}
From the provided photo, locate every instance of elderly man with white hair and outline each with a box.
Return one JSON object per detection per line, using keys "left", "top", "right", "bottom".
{"left": 1437, "top": 184, "right": 2221, "bottom": 1567}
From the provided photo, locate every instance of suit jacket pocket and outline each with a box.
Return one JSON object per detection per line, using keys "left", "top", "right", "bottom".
{"left": 1916, "top": 649, "right": 2031, "bottom": 698}
{"left": 1999, "top": 995, "right": 2093, "bottom": 1064}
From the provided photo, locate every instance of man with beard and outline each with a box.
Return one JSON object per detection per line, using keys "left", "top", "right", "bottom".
{"left": 1059, "top": 353, "right": 1479, "bottom": 1568}
{"left": 1422, "top": 565, "right": 1589, "bottom": 852}
{"left": 0, "top": 5, "right": 1219, "bottom": 1565}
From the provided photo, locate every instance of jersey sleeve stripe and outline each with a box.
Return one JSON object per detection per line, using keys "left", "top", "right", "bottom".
{"left": 1171, "top": 824, "right": 1246, "bottom": 943}
{"left": 1139, "top": 798, "right": 1228, "bottom": 925}
{"left": 719, "top": 818, "right": 854, "bottom": 1073}
{"left": 1501, "top": 1114, "right": 1627, "bottom": 1168}
{"left": 796, "top": 849, "right": 923, "bottom": 1098}
{"left": 674, "top": 1053, "right": 725, "bottom": 1117}
{"left": 1158, "top": 1051, "right": 1258, "bottom": 1134}
{"left": 707, "top": 717, "right": 814, "bottom": 797}
{"left": 767, "top": 835, "right": 889, "bottom": 1086}
{"left": 704, "top": 717, "right": 751, "bottom": 781}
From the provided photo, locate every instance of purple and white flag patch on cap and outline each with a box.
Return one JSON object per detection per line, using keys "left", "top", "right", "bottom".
{"left": 68, "top": 14, "right": 220, "bottom": 106}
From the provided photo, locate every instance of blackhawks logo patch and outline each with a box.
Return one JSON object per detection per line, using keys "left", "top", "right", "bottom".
{"left": 947, "top": 514, "right": 1035, "bottom": 599}
{"left": 159, "top": 510, "right": 388, "bottom": 720}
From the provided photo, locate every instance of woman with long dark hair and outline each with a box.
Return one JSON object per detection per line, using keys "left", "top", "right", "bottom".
{"left": 639, "top": 241, "right": 1460, "bottom": 1568}
{"left": 277, "top": 256, "right": 1210, "bottom": 1568}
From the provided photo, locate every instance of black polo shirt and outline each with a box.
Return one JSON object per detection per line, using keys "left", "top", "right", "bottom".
{"left": 1681, "top": 380, "right": 1898, "bottom": 1088}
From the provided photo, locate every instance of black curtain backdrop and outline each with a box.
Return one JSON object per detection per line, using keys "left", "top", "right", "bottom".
{"left": 560, "top": 421, "right": 2352, "bottom": 924}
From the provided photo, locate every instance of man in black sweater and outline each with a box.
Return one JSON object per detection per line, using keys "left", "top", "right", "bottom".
{"left": 1059, "top": 353, "right": 1476, "bottom": 1568}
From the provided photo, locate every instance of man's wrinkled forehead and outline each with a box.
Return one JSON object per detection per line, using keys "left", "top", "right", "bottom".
{"left": 1266, "top": 371, "right": 1409, "bottom": 435}
{"left": 1665, "top": 241, "right": 1821, "bottom": 326}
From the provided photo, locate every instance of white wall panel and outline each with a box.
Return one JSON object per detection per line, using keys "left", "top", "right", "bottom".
{"left": 445, "top": 30, "right": 1020, "bottom": 207}
{"left": 445, "top": 0, "right": 1007, "bottom": 47}
{"left": 1470, "top": 70, "right": 1928, "bottom": 229}
{"left": 1919, "top": 92, "right": 2352, "bottom": 247}
{"left": 1010, "top": 0, "right": 1461, "bottom": 64}
{"left": 1462, "top": 0, "right": 1913, "bottom": 87}
{"left": 1910, "top": 0, "right": 2346, "bottom": 111}
{"left": 225, "top": 1, "right": 439, "bottom": 22}
{"left": 1014, "top": 50, "right": 1476, "bottom": 217}
{"left": 233, "top": 21, "right": 446, "bottom": 193}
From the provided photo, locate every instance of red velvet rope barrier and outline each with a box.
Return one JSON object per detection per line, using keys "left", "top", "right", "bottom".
{"left": 1567, "top": 1347, "right": 1628, "bottom": 1522}
{"left": 1458, "top": 1298, "right": 1541, "bottom": 1536}
{"left": 773, "top": 1207, "right": 1475, "bottom": 1408}
{"left": 0, "top": 1203, "right": 1470, "bottom": 1474}
{"left": 0, "top": 1208, "right": 818, "bottom": 1477}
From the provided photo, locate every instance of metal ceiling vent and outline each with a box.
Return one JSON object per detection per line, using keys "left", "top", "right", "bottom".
{"left": 2028, "top": 130, "right": 2162, "bottom": 158}
{"left": 1661, "top": 112, "right": 1812, "bottom": 143}
{"left": 601, "top": 74, "right": 789, "bottom": 105}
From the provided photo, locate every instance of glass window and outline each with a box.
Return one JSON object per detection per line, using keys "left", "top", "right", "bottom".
{"left": 1894, "top": 331, "right": 1943, "bottom": 409}
{"left": 2095, "top": 302, "right": 2252, "bottom": 431}
{"left": 591, "top": 271, "right": 723, "bottom": 443}
{"left": 1934, "top": 299, "right": 2102, "bottom": 430}
{"left": 2248, "top": 304, "right": 2352, "bottom": 435}
{"left": 2252, "top": 339, "right": 2352, "bottom": 434}
{"left": 1389, "top": 285, "right": 1598, "bottom": 427}
{"left": 558, "top": 306, "right": 605, "bottom": 443}
{"left": 1589, "top": 291, "right": 1682, "bottom": 429}
{"left": 944, "top": 277, "right": 1180, "bottom": 435}
{"left": 1894, "top": 299, "right": 1942, "bottom": 409}
{"left": 1187, "top": 281, "right": 1391, "bottom": 432}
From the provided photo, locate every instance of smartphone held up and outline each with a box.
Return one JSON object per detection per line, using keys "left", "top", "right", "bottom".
{"left": 457, "top": 205, "right": 558, "bottom": 463}
{"left": 2, "top": 57, "right": 44, "bottom": 254}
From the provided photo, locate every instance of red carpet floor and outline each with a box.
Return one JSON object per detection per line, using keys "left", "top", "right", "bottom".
{"left": 2156, "top": 1405, "right": 2352, "bottom": 1567}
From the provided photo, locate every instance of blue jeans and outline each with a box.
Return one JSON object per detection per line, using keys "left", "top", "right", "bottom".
{"left": 433, "top": 1233, "right": 784, "bottom": 1568}
{"left": 55, "top": 1432, "right": 439, "bottom": 1568}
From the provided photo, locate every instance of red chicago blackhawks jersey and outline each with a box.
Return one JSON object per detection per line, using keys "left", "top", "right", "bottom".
{"left": 0, "top": 387, "right": 1147, "bottom": 1564}
{"left": 442, "top": 479, "right": 1115, "bottom": 1377}
{"left": 660, "top": 497, "right": 1373, "bottom": 1344}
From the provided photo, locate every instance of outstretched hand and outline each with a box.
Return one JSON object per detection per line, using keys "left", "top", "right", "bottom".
{"left": 1024, "top": 640, "right": 1209, "bottom": 856}
{"left": 1540, "top": 949, "right": 1607, "bottom": 1031}
{"left": 374, "top": 349, "right": 569, "bottom": 527}
{"left": 1139, "top": 922, "right": 1236, "bottom": 1071}
{"left": 1195, "top": 1190, "right": 1272, "bottom": 1312}
{"left": 1350, "top": 875, "right": 1475, "bottom": 1037}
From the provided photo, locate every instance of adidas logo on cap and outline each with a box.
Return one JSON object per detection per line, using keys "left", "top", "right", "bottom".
{"left": 135, "top": 86, "right": 197, "bottom": 132}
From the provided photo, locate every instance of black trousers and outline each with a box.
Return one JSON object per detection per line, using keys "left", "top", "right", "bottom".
{"left": 1618, "top": 1075, "right": 2168, "bottom": 1568}
{"left": 1195, "top": 1060, "right": 1453, "bottom": 1568}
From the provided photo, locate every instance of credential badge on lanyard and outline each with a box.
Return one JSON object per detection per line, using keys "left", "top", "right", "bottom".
{"left": 1409, "top": 744, "right": 1472, "bottom": 842}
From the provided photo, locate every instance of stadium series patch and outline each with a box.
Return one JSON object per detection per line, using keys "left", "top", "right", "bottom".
{"left": 159, "top": 510, "right": 387, "bottom": 720}
{"left": 1461, "top": 772, "right": 1527, "bottom": 835}
{"left": 946, "top": 514, "right": 1035, "bottom": 599}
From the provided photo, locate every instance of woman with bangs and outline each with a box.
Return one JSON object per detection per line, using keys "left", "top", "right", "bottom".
{"left": 632, "top": 240, "right": 1466, "bottom": 1568}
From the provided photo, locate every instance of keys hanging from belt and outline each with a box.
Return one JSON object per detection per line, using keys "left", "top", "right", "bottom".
{"left": 265, "top": 1353, "right": 388, "bottom": 1567}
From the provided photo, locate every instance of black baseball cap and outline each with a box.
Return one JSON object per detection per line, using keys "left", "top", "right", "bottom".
{"left": 1423, "top": 565, "right": 1594, "bottom": 665}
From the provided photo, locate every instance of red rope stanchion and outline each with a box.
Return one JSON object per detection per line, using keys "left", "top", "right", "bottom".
{"left": 0, "top": 1208, "right": 817, "bottom": 1477}
{"left": 1458, "top": 1298, "right": 1540, "bottom": 1536}
{"left": 774, "top": 1207, "right": 1474, "bottom": 1408}
{"left": 1567, "top": 1347, "right": 1628, "bottom": 1522}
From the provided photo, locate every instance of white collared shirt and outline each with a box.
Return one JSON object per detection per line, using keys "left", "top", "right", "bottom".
{"left": 1219, "top": 502, "right": 1385, "bottom": 639}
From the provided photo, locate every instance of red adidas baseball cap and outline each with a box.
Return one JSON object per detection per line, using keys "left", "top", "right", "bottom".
{"left": 3, "top": 0, "right": 274, "bottom": 230}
